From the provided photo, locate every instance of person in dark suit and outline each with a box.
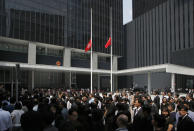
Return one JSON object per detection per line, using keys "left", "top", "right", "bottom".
{"left": 153, "top": 91, "right": 160, "bottom": 112}
{"left": 186, "top": 94, "right": 194, "bottom": 112}
{"left": 177, "top": 104, "right": 194, "bottom": 131}
{"left": 132, "top": 98, "right": 153, "bottom": 131}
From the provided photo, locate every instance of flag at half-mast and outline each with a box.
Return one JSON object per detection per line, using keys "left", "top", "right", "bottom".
{"left": 85, "top": 39, "right": 92, "bottom": 52}
{"left": 105, "top": 37, "right": 111, "bottom": 48}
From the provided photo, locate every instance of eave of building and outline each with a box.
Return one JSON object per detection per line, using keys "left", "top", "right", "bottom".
{"left": 117, "top": 64, "right": 194, "bottom": 76}
{"left": 0, "top": 61, "right": 113, "bottom": 74}
{"left": 0, "top": 61, "right": 194, "bottom": 76}
{"left": 0, "top": 36, "right": 122, "bottom": 58}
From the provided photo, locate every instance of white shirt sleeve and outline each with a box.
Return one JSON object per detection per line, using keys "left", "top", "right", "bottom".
{"left": 67, "top": 101, "right": 72, "bottom": 110}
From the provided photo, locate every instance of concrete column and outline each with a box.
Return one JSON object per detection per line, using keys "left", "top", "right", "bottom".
{"left": 148, "top": 72, "right": 151, "bottom": 95}
{"left": 63, "top": 48, "right": 71, "bottom": 89}
{"left": 113, "top": 56, "right": 118, "bottom": 71}
{"left": 28, "top": 43, "right": 36, "bottom": 65}
{"left": 92, "top": 53, "right": 98, "bottom": 69}
{"left": 171, "top": 73, "right": 175, "bottom": 96}
{"left": 63, "top": 48, "right": 71, "bottom": 67}
{"left": 28, "top": 43, "right": 36, "bottom": 92}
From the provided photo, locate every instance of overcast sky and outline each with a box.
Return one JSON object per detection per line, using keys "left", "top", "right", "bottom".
{"left": 123, "top": 0, "right": 132, "bottom": 25}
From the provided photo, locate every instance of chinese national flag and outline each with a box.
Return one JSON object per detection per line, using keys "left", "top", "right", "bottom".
{"left": 85, "top": 39, "right": 92, "bottom": 52}
{"left": 105, "top": 37, "right": 111, "bottom": 48}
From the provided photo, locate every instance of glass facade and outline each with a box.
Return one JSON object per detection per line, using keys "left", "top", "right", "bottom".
{"left": 0, "top": 43, "right": 28, "bottom": 63}
{"left": 71, "top": 52, "right": 90, "bottom": 68}
{"left": 36, "top": 46, "right": 63, "bottom": 57}
{"left": 0, "top": 67, "right": 29, "bottom": 91}
{"left": 0, "top": 0, "right": 123, "bottom": 56}
{"left": 0, "top": 43, "right": 28, "bottom": 53}
{"left": 98, "top": 56, "right": 110, "bottom": 70}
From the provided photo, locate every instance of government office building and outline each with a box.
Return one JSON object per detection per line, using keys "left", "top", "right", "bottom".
{"left": 0, "top": 0, "right": 123, "bottom": 91}
{"left": 123, "top": 0, "right": 194, "bottom": 92}
{"left": 1, "top": 0, "right": 194, "bottom": 94}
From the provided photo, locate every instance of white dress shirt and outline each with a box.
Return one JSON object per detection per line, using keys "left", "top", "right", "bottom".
{"left": 67, "top": 101, "right": 72, "bottom": 110}
{"left": 11, "top": 109, "right": 24, "bottom": 127}
{"left": 0, "top": 108, "right": 12, "bottom": 131}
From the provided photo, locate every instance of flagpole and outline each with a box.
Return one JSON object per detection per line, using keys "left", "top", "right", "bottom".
{"left": 110, "top": 7, "right": 113, "bottom": 93}
{"left": 90, "top": 8, "right": 93, "bottom": 94}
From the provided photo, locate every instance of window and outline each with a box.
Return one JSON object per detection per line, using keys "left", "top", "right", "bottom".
{"left": 0, "top": 43, "right": 28, "bottom": 53}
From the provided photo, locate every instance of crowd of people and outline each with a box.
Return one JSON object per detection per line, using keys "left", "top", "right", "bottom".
{"left": 0, "top": 86, "right": 194, "bottom": 131}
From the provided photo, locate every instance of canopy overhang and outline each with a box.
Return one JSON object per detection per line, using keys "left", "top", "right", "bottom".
{"left": 117, "top": 64, "right": 194, "bottom": 76}
{"left": 0, "top": 61, "right": 194, "bottom": 76}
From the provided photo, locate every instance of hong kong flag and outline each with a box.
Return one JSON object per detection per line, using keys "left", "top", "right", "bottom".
{"left": 85, "top": 39, "right": 92, "bottom": 52}
{"left": 105, "top": 37, "right": 111, "bottom": 48}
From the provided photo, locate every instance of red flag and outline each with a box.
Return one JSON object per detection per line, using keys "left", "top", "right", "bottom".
{"left": 105, "top": 37, "right": 111, "bottom": 48}
{"left": 85, "top": 39, "right": 92, "bottom": 52}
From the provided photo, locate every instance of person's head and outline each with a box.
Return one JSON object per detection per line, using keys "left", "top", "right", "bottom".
{"left": 183, "top": 101, "right": 190, "bottom": 110}
{"left": 68, "top": 108, "right": 78, "bottom": 121}
{"left": 58, "top": 101, "right": 66, "bottom": 109}
{"left": 186, "top": 94, "right": 193, "bottom": 100}
{"left": 161, "top": 107, "right": 169, "bottom": 118}
{"left": 162, "top": 97, "right": 167, "bottom": 103}
{"left": 114, "top": 95, "right": 119, "bottom": 102}
{"left": 178, "top": 104, "right": 188, "bottom": 117}
{"left": 147, "top": 99, "right": 153, "bottom": 105}
{"left": 168, "top": 92, "right": 172, "bottom": 97}
{"left": 161, "top": 92, "right": 165, "bottom": 96}
{"left": 180, "top": 96, "right": 186, "bottom": 102}
{"left": 134, "top": 98, "right": 143, "bottom": 108}
{"left": 33, "top": 98, "right": 39, "bottom": 105}
{"left": 50, "top": 104, "right": 57, "bottom": 114}
{"left": 15, "top": 102, "right": 22, "bottom": 110}
{"left": 169, "top": 98, "right": 174, "bottom": 104}
{"left": 167, "top": 104, "right": 175, "bottom": 112}
{"left": 147, "top": 96, "right": 151, "bottom": 100}
{"left": 175, "top": 94, "right": 179, "bottom": 98}
{"left": 116, "top": 114, "right": 128, "bottom": 128}
{"left": 142, "top": 104, "right": 151, "bottom": 116}
{"left": 154, "top": 91, "right": 159, "bottom": 95}
{"left": 142, "top": 96, "right": 147, "bottom": 101}
{"left": 90, "top": 102, "right": 97, "bottom": 109}
{"left": 75, "top": 97, "right": 81, "bottom": 104}
{"left": 82, "top": 96, "right": 87, "bottom": 102}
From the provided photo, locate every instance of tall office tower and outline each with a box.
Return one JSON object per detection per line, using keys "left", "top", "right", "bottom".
{"left": 124, "top": 0, "right": 194, "bottom": 90}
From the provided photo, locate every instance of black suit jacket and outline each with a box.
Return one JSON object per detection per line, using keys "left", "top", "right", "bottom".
{"left": 154, "top": 96, "right": 160, "bottom": 109}
{"left": 133, "top": 108, "right": 153, "bottom": 131}
{"left": 188, "top": 101, "right": 194, "bottom": 112}
{"left": 177, "top": 115, "right": 194, "bottom": 131}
